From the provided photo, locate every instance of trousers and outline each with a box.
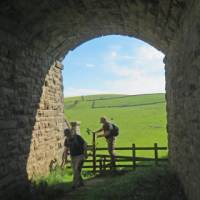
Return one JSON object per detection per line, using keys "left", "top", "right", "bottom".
{"left": 106, "top": 136, "right": 116, "bottom": 167}
{"left": 71, "top": 154, "right": 85, "bottom": 187}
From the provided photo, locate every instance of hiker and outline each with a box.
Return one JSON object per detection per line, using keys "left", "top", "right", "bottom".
{"left": 63, "top": 123, "right": 88, "bottom": 189}
{"left": 94, "top": 116, "right": 118, "bottom": 169}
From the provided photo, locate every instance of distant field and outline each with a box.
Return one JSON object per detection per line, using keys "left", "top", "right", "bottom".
{"left": 93, "top": 94, "right": 165, "bottom": 108}
{"left": 64, "top": 93, "right": 168, "bottom": 158}
{"left": 64, "top": 94, "right": 126, "bottom": 103}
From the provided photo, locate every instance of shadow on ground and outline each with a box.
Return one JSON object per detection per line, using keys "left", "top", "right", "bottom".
{"left": 9, "top": 165, "right": 187, "bottom": 200}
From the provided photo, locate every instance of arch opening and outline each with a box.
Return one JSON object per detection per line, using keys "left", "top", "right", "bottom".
{"left": 1, "top": 1, "right": 200, "bottom": 200}
{"left": 61, "top": 34, "right": 168, "bottom": 163}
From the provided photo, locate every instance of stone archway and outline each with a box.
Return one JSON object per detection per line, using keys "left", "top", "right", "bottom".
{"left": 0, "top": 1, "right": 200, "bottom": 199}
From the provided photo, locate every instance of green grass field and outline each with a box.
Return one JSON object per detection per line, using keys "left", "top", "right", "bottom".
{"left": 64, "top": 93, "right": 168, "bottom": 158}
{"left": 34, "top": 94, "right": 169, "bottom": 199}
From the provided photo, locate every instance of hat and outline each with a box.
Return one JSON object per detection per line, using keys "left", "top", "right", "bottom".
{"left": 70, "top": 121, "right": 81, "bottom": 127}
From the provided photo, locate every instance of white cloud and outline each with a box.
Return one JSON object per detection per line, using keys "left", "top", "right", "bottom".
{"left": 137, "top": 45, "right": 164, "bottom": 60}
{"left": 105, "top": 74, "right": 165, "bottom": 95}
{"left": 135, "top": 45, "right": 164, "bottom": 69}
{"left": 64, "top": 75, "right": 165, "bottom": 97}
{"left": 100, "top": 44, "right": 165, "bottom": 94}
{"left": 108, "top": 44, "right": 122, "bottom": 51}
{"left": 63, "top": 41, "right": 166, "bottom": 97}
{"left": 64, "top": 87, "right": 108, "bottom": 97}
{"left": 104, "top": 44, "right": 164, "bottom": 76}
{"left": 85, "top": 63, "right": 95, "bottom": 68}
{"left": 111, "top": 51, "right": 118, "bottom": 59}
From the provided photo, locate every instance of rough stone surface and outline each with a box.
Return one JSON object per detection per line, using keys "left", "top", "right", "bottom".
{"left": 0, "top": 0, "right": 199, "bottom": 200}
{"left": 26, "top": 61, "right": 64, "bottom": 179}
{"left": 0, "top": 28, "right": 65, "bottom": 197}
{"left": 166, "top": 1, "right": 200, "bottom": 200}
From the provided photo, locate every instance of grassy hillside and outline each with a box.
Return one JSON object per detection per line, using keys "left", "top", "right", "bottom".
{"left": 30, "top": 94, "right": 170, "bottom": 200}
{"left": 64, "top": 94, "right": 126, "bottom": 103}
{"left": 64, "top": 93, "right": 167, "bottom": 157}
{"left": 93, "top": 93, "right": 165, "bottom": 108}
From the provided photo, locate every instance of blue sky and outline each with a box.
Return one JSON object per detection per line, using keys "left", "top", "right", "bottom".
{"left": 62, "top": 35, "right": 165, "bottom": 97}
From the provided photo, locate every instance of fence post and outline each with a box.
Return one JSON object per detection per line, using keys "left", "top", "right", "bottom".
{"left": 154, "top": 143, "right": 158, "bottom": 166}
{"left": 99, "top": 158, "right": 103, "bottom": 173}
{"left": 103, "top": 155, "right": 106, "bottom": 172}
{"left": 92, "top": 132, "right": 96, "bottom": 173}
{"left": 132, "top": 144, "right": 136, "bottom": 170}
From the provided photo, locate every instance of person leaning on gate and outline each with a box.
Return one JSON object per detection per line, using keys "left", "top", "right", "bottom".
{"left": 63, "top": 124, "right": 88, "bottom": 190}
{"left": 93, "top": 116, "right": 118, "bottom": 169}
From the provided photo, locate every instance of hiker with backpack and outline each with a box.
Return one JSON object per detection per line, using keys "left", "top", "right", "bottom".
{"left": 63, "top": 122, "right": 88, "bottom": 190}
{"left": 93, "top": 116, "right": 119, "bottom": 169}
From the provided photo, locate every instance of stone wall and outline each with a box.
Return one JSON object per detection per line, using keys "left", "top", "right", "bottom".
{"left": 1, "top": 1, "right": 200, "bottom": 200}
{"left": 26, "top": 61, "right": 64, "bottom": 179}
{"left": 0, "top": 29, "right": 65, "bottom": 198}
{"left": 166, "top": 0, "right": 200, "bottom": 199}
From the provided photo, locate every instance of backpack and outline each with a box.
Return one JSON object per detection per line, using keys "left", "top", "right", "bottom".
{"left": 110, "top": 123, "right": 119, "bottom": 137}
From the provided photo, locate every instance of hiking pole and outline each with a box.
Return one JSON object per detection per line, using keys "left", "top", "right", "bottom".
{"left": 64, "top": 117, "right": 71, "bottom": 129}
{"left": 86, "top": 128, "right": 98, "bottom": 146}
{"left": 61, "top": 151, "right": 68, "bottom": 169}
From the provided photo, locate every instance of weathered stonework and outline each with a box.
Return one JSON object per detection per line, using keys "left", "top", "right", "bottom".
{"left": 166, "top": 1, "right": 200, "bottom": 199}
{"left": 26, "top": 61, "right": 64, "bottom": 179}
{"left": 0, "top": 0, "right": 200, "bottom": 200}
{"left": 0, "top": 39, "right": 65, "bottom": 198}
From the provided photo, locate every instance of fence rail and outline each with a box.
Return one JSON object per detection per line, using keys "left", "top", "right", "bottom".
{"left": 83, "top": 132, "right": 168, "bottom": 173}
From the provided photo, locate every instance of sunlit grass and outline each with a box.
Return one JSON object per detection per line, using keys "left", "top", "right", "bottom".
{"left": 65, "top": 93, "right": 168, "bottom": 158}
{"left": 34, "top": 167, "right": 73, "bottom": 186}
